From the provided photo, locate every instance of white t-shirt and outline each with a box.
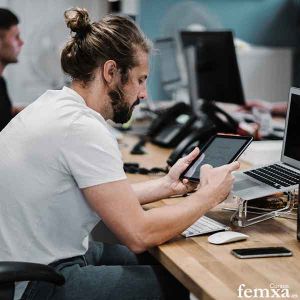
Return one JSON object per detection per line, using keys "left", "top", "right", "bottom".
{"left": 0, "top": 87, "right": 126, "bottom": 298}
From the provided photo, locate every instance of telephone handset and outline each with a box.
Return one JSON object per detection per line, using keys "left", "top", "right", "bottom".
{"left": 166, "top": 102, "right": 239, "bottom": 166}
{"left": 167, "top": 126, "right": 215, "bottom": 166}
{"left": 147, "top": 100, "right": 239, "bottom": 163}
{"left": 148, "top": 102, "right": 197, "bottom": 148}
{"left": 201, "top": 101, "right": 239, "bottom": 133}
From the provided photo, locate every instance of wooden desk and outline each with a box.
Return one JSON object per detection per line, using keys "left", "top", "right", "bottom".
{"left": 120, "top": 134, "right": 300, "bottom": 300}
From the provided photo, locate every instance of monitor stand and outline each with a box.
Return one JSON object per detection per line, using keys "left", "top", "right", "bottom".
{"left": 230, "top": 190, "right": 296, "bottom": 227}
{"left": 184, "top": 45, "right": 220, "bottom": 126}
{"left": 184, "top": 45, "right": 205, "bottom": 119}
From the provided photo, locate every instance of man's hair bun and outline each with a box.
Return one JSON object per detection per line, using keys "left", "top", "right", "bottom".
{"left": 61, "top": 8, "right": 151, "bottom": 83}
{"left": 64, "top": 7, "right": 91, "bottom": 35}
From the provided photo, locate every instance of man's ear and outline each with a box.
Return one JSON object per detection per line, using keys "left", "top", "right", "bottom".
{"left": 102, "top": 60, "right": 117, "bottom": 85}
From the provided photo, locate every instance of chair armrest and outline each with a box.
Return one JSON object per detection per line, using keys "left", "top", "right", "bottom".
{"left": 0, "top": 262, "right": 65, "bottom": 285}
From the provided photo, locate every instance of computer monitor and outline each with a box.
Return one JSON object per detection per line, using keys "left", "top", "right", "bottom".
{"left": 154, "top": 37, "right": 181, "bottom": 85}
{"left": 180, "top": 31, "right": 245, "bottom": 105}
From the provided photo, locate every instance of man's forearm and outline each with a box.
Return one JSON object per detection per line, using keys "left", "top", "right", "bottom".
{"left": 136, "top": 186, "right": 216, "bottom": 250}
{"left": 132, "top": 176, "right": 174, "bottom": 205}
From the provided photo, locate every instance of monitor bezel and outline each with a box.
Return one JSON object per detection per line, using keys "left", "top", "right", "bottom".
{"left": 154, "top": 37, "right": 181, "bottom": 85}
{"left": 281, "top": 87, "right": 300, "bottom": 170}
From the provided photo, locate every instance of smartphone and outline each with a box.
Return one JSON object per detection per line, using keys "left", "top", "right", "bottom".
{"left": 231, "top": 247, "right": 293, "bottom": 259}
{"left": 180, "top": 134, "right": 253, "bottom": 182}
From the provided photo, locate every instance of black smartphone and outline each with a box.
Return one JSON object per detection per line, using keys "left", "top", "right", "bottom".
{"left": 180, "top": 134, "right": 253, "bottom": 182}
{"left": 231, "top": 247, "right": 293, "bottom": 259}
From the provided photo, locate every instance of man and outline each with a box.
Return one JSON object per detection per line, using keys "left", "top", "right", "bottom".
{"left": 0, "top": 8, "right": 239, "bottom": 300}
{"left": 0, "top": 8, "right": 24, "bottom": 131}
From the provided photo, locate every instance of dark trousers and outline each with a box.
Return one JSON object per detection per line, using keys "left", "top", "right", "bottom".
{"left": 21, "top": 241, "right": 189, "bottom": 300}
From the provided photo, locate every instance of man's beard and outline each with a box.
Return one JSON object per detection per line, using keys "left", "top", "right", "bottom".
{"left": 108, "top": 85, "right": 140, "bottom": 124}
{"left": 0, "top": 56, "right": 18, "bottom": 66}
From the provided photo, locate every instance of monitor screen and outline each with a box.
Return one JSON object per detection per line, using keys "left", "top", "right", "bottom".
{"left": 180, "top": 31, "right": 245, "bottom": 105}
{"left": 284, "top": 93, "right": 300, "bottom": 161}
{"left": 155, "top": 37, "right": 181, "bottom": 85}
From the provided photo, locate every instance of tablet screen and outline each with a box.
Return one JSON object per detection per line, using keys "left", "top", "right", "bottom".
{"left": 181, "top": 135, "right": 252, "bottom": 181}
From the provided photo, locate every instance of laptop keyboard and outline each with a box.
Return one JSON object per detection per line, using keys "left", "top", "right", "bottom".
{"left": 182, "top": 216, "right": 230, "bottom": 237}
{"left": 245, "top": 164, "right": 300, "bottom": 189}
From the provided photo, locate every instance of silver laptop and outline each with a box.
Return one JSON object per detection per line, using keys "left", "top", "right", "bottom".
{"left": 232, "top": 87, "right": 300, "bottom": 200}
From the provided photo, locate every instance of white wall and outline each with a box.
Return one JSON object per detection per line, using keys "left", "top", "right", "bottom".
{"left": 2, "top": 0, "right": 108, "bottom": 105}
{"left": 237, "top": 46, "right": 292, "bottom": 103}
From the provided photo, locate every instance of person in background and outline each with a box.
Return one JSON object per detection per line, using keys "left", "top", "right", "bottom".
{"left": 0, "top": 8, "right": 24, "bottom": 131}
{"left": 0, "top": 8, "right": 240, "bottom": 300}
{"left": 243, "top": 99, "right": 287, "bottom": 116}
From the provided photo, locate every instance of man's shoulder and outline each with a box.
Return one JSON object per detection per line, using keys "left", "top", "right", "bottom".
{"left": 22, "top": 88, "right": 115, "bottom": 143}
{"left": 69, "top": 111, "right": 114, "bottom": 143}
{"left": 34, "top": 89, "right": 105, "bottom": 127}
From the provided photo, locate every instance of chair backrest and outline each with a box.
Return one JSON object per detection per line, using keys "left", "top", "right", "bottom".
{"left": 0, "top": 282, "right": 14, "bottom": 300}
{"left": 0, "top": 261, "right": 65, "bottom": 300}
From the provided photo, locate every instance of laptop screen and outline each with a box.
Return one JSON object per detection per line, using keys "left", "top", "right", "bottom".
{"left": 282, "top": 91, "right": 300, "bottom": 166}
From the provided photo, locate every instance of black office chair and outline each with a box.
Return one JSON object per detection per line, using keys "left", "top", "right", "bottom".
{"left": 0, "top": 261, "right": 65, "bottom": 300}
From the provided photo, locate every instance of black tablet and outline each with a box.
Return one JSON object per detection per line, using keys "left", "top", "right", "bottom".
{"left": 180, "top": 134, "right": 253, "bottom": 182}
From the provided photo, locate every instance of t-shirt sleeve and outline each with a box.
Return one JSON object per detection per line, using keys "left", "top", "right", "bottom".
{"left": 60, "top": 114, "right": 126, "bottom": 188}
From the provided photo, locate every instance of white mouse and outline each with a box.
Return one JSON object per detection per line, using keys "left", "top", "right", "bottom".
{"left": 208, "top": 231, "right": 248, "bottom": 245}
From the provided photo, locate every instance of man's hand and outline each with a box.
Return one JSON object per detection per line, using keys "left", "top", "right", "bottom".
{"left": 163, "top": 147, "right": 200, "bottom": 196}
{"left": 198, "top": 161, "right": 240, "bottom": 208}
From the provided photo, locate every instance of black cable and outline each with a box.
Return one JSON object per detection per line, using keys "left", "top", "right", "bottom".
{"left": 123, "top": 163, "right": 168, "bottom": 175}
{"left": 130, "top": 137, "right": 147, "bottom": 155}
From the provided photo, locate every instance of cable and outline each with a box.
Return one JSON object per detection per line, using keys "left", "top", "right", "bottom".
{"left": 123, "top": 163, "right": 168, "bottom": 175}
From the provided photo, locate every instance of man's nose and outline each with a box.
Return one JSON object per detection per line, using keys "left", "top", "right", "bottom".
{"left": 19, "top": 38, "right": 24, "bottom": 47}
{"left": 139, "top": 87, "right": 148, "bottom": 100}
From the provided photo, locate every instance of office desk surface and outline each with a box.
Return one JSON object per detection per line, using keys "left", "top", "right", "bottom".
{"left": 120, "top": 134, "right": 300, "bottom": 300}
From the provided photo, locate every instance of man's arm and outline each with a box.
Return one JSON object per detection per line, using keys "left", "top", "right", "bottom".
{"left": 131, "top": 177, "right": 175, "bottom": 205}
{"left": 131, "top": 148, "right": 200, "bottom": 205}
{"left": 242, "top": 100, "right": 287, "bottom": 116}
{"left": 82, "top": 161, "right": 239, "bottom": 253}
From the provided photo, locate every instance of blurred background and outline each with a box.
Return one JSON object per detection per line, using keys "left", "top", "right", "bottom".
{"left": 1, "top": 0, "right": 300, "bottom": 106}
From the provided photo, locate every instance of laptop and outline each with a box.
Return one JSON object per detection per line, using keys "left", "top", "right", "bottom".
{"left": 232, "top": 87, "right": 300, "bottom": 200}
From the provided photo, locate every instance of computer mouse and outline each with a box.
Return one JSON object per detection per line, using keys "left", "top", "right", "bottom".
{"left": 208, "top": 231, "right": 248, "bottom": 245}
